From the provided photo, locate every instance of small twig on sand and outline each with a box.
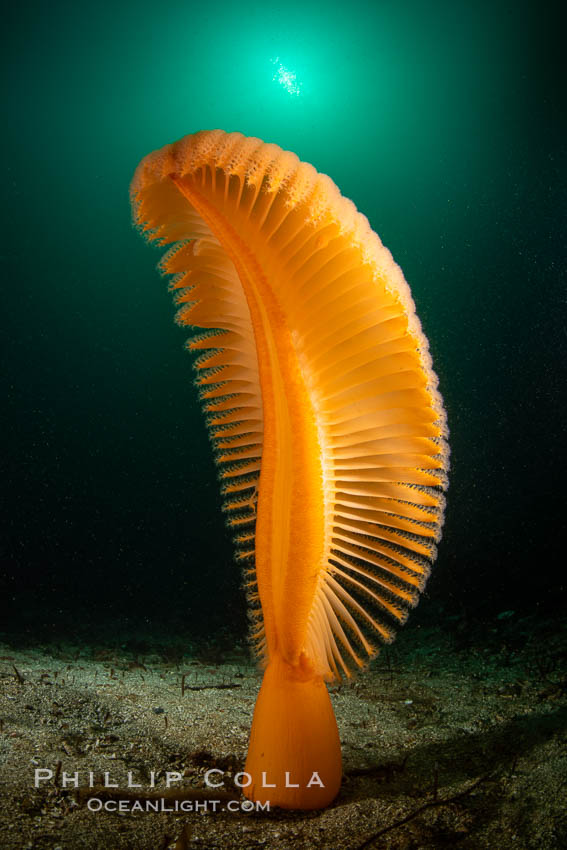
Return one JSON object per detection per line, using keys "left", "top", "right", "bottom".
{"left": 12, "top": 665, "right": 25, "bottom": 685}
{"left": 354, "top": 772, "right": 493, "bottom": 849}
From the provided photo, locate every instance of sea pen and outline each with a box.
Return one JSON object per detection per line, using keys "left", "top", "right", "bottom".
{"left": 131, "top": 130, "right": 448, "bottom": 809}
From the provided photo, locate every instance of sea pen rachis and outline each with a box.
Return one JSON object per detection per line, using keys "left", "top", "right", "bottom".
{"left": 130, "top": 130, "right": 449, "bottom": 809}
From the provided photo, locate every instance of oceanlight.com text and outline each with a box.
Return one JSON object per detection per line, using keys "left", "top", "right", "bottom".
{"left": 86, "top": 798, "right": 269, "bottom": 813}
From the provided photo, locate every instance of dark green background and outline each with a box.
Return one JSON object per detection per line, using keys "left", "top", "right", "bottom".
{"left": 2, "top": 0, "right": 565, "bottom": 642}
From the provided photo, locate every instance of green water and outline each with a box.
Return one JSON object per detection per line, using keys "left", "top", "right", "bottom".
{"left": 2, "top": 0, "right": 565, "bottom": 636}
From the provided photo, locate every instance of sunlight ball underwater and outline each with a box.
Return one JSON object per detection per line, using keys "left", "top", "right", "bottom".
{"left": 130, "top": 129, "right": 449, "bottom": 809}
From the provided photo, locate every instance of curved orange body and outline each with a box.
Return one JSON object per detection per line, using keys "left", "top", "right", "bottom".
{"left": 131, "top": 131, "right": 448, "bottom": 809}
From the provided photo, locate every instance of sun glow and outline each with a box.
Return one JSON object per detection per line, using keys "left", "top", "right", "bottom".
{"left": 271, "top": 57, "right": 303, "bottom": 96}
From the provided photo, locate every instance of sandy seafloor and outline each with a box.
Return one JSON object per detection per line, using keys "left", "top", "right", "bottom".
{"left": 0, "top": 614, "right": 565, "bottom": 850}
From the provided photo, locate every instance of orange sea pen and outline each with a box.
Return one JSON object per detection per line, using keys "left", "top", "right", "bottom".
{"left": 130, "top": 130, "right": 449, "bottom": 809}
